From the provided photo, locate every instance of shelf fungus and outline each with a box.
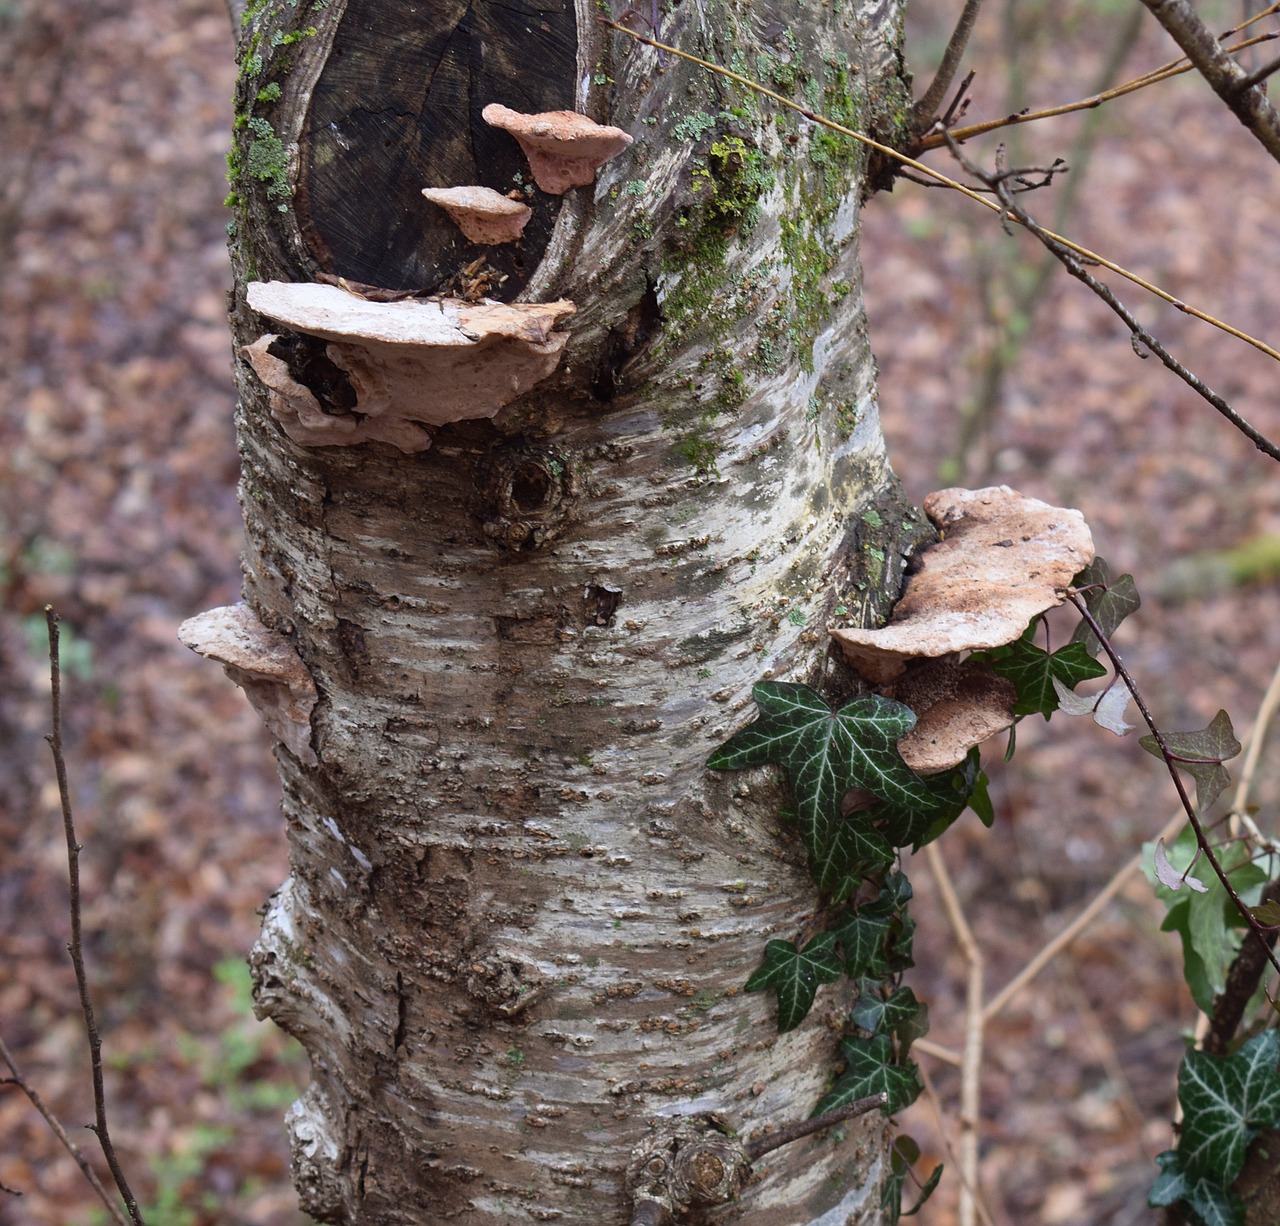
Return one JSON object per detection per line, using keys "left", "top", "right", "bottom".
{"left": 421, "top": 185, "right": 533, "bottom": 245}
{"left": 178, "top": 603, "right": 318, "bottom": 766}
{"left": 243, "top": 280, "right": 575, "bottom": 453}
{"left": 833, "top": 486, "right": 1095, "bottom": 770}
{"left": 481, "top": 103, "right": 633, "bottom": 194}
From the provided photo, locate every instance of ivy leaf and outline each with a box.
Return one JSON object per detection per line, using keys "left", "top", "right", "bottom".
{"left": 708, "top": 683, "right": 928, "bottom": 877}
{"left": 1178, "top": 1030, "right": 1280, "bottom": 1186}
{"left": 744, "top": 933, "right": 843, "bottom": 1033}
{"left": 902, "top": 1162, "right": 943, "bottom": 1217}
{"left": 1139, "top": 710, "right": 1241, "bottom": 815}
{"left": 1250, "top": 901, "right": 1280, "bottom": 926}
{"left": 851, "top": 985, "right": 922, "bottom": 1036}
{"left": 1148, "top": 1150, "right": 1242, "bottom": 1226}
{"left": 1154, "top": 837, "right": 1208, "bottom": 894}
{"left": 990, "top": 638, "right": 1107, "bottom": 717}
{"left": 1070, "top": 558, "right": 1141, "bottom": 656}
{"left": 832, "top": 909, "right": 892, "bottom": 978}
{"left": 881, "top": 1135, "right": 942, "bottom": 1225}
{"left": 1052, "top": 677, "right": 1134, "bottom": 736}
{"left": 809, "top": 814, "right": 893, "bottom": 896}
{"left": 876, "top": 751, "right": 982, "bottom": 850}
{"left": 968, "top": 768, "right": 994, "bottom": 827}
{"left": 814, "top": 1034, "right": 922, "bottom": 1117}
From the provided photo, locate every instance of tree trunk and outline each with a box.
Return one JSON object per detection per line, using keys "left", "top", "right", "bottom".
{"left": 214, "top": 0, "right": 920, "bottom": 1221}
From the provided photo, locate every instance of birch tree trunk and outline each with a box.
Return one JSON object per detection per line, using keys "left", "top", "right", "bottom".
{"left": 214, "top": 0, "right": 921, "bottom": 1221}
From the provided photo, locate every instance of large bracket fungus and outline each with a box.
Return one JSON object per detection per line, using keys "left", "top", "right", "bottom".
{"left": 243, "top": 280, "right": 575, "bottom": 453}
{"left": 178, "top": 603, "right": 318, "bottom": 766}
{"left": 481, "top": 103, "right": 633, "bottom": 194}
{"left": 834, "top": 486, "right": 1096, "bottom": 772}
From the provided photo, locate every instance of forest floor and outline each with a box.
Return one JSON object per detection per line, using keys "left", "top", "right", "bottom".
{"left": 1, "top": 1, "right": 1279, "bottom": 1224}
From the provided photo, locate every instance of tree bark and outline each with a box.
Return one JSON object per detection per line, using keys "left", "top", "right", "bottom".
{"left": 219, "top": 0, "right": 920, "bottom": 1221}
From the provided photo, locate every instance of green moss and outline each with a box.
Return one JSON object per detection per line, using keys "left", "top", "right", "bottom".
{"left": 256, "top": 81, "right": 282, "bottom": 103}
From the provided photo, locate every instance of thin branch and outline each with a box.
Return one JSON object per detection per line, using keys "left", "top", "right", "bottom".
{"left": 45, "top": 608, "right": 145, "bottom": 1226}
{"left": 1064, "top": 593, "right": 1280, "bottom": 986}
{"left": 745, "top": 1095, "right": 886, "bottom": 1160}
{"left": 917, "top": 30, "right": 1280, "bottom": 150}
{"left": 1204, "top": 877, "right": 1280, "bottom": 1054}
{"left": 915, "top": 1058, "right": 998, "bottom": 1226}
{"left": 913, "top": 0, "right": 988, "bottom": 132}
{"left": 1138, "top": 0, "right": 1280, "bottom": 162}
{"left": 923, "top": 842, "right": 983, "bottom": 1226}
{"left": 603, "top": 20, "right": 1280, "bottom": 367}
{"left": 1238, "top": 50, "right": 1280, "bottom": 91}
{"left": 0, "top": 1036, "right": 129, "bottom": 1226}
{"left": 983, "top": 809, "right": 1187, "bottom": 1022}
{"left": 943, "top": 134, "right": 1280, "bottom": 463}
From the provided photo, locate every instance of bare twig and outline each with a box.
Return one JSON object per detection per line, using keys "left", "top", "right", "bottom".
{"left": 745, "top": 1094, "right": 886, "bottom": 1160}
{"left": 913, "top": 0, "right": 988, "bottom": 132}
{"left": 0, "top": 1036, "right": 129, "bottom": 1226}
{"left": 1138, "top": 0, "right": 1280, "bottom": 161}
{"left": 917, "top": 29, "right": 1280, "bottom": 150}
{"left": 1064, "top": 593, "right": 1280, "bottom": 986}
{"left": 923, "top": 842, "right": 983, "bottom": 1226}
{"left": 1238, "top": 50, "right": 1280, "bottom": 90}
{"left": 603, "top": 20, "right": 1280, "bottom": 367}
{"left": 943, "top": 134, "right": 1280, "bottom": 463}
{"left": 1204, "top": 877, "right": 1280, "bottom": 1054}
{"left": 915, "top": 1058, "right": 998, "bottom": 1226}
{"left": 45, "top": 608, "right": 146, "bottom": 1226}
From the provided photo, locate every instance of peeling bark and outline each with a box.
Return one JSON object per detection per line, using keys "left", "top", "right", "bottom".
{"left": 222, "top": 0, "right": 919, "bottom": 1221}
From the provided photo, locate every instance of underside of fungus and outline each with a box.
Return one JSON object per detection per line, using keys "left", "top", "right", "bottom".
{"left": 243, "top": 280, "right": 575, "bottom": 452}
{"left": 421, "top": 185, "right": 533, "bottom": 245}
{"left": 178, "top": 603, "right": 318, "bottom": 766}
{"left": 481, "top": 103, "right": 633, "bottom": 194}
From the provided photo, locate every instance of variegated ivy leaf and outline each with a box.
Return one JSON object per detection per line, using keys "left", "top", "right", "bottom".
{"left": 744, "top": 933, "right": 843, "bottom": 1032}
{"left": 1177, "top": 1030, "right": 1280, "bottom": 1188}
{"left": 1139, "top": 710, "right": 1240, "bottom": 815}
{"left": 1051, "top": 677, "right": 1134, "bottom": 736}
{"left": 708, "top": 683, "right": 929, "bottom": 877}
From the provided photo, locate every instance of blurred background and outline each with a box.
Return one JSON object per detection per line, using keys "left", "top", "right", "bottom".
{"left": 0, "top": 0, "right": 1277, "bottom": 1222}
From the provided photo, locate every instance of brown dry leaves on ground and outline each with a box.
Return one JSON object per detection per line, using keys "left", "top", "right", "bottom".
{"left": 1, "top": 0, "right": 1278, "bottom": 1224}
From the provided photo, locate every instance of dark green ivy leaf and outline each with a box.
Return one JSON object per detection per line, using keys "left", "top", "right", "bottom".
{"left": 814, "top": 1034, "right": 922, "bottom": 1117}
{"left": 744, "top": 933, "right": 843, "bottom": 1033}
{"left": 1139, "top": 710, "right": 1241, "bottom": 815}
{"left": 708, "top": 683, "right": 929, "bottom": 871}
{"left": 1177, "top": 1029, "right": 1280, "bottom": 1187}
{"left": 1070, "top": 558, "right": 1141, "bottom": 657}
{"left": 876, "top": 753, "right": 980, "bottom": 850}
{"left": 902, "top": 1162, "right": 943, "bottom": 1218}
{"left": 882, "top": 1134, "right": 942, "bottom": 1225}
{"left": 990, "top": 638, "right": 1108, "bottom": 717}
{"left": 832, "top": 909, "right": 892, "bottom": 978}
{"left": 1148, "top": 1149, "right": 1243, "bottom": 1226}
{"left": 851, "top": 985, "right": 923, "bottom": 1036}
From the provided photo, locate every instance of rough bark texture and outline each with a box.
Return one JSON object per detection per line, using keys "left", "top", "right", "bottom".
{"left": 222, "top": 0, "right": 921, "bottom": 1221}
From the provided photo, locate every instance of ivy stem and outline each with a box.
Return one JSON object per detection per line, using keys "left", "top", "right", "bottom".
{"left": 1065, "top": 592, "right": 1280, "bottom": 988}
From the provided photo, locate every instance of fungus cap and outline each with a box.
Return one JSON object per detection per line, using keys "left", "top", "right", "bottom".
{"left": 244, "top": 281, "right": 575, "bottom": 452}
{"left": 178, "top": 603, "right": 318, "bottom": 765}
{"left": 482, "top": 103, "right": 633, "bottom": 194}
{"left": 833, "top": 486, "right": 1095, "bottom": 683}
{"left": 421, "top": 185, "right": 533, "bottom": 245}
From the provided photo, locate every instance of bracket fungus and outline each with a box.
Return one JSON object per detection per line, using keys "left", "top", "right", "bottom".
{"left": 421, "top": 185, "right": 533, "bottom": 245}
{"left": 178, "top": 603, "right": 318, "bottom": 766}
{"left": 481, "top": 103, "right": 633, "bottom": 194}
{"left": 243, "top": 280, "right": 575, "bottom": 453}
{"left": 832, "top": 486, "right": 1094, "bottom": 771}
{"left": 834, "top": 486, "right": 1095, "bottom": 684}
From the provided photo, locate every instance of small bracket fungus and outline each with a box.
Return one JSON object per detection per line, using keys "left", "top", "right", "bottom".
{"left": 482, "top": 103, "right": 633, "bottom": 194}
{"left": 178, "top": 603, "right": 318, "bottom": 766}
{"left": 421, "top": 185, "right": 533, "bottom": 245}
{"left": 833, "top": 485, "right": 1095, "bottom": 684}
{"left": 244, "top": 281, "right": 575, "bottom": 453}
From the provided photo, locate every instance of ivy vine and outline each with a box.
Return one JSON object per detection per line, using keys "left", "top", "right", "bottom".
{"left": 707, "top": 559, "right": 1278, "bottom": 1223}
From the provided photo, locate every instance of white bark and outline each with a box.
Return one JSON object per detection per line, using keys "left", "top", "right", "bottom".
{"left": 220, "top": 0, "right": 921, "bottom": 1220}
